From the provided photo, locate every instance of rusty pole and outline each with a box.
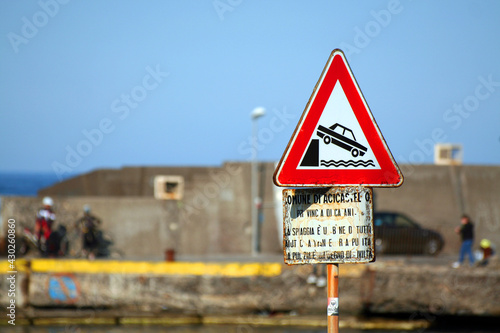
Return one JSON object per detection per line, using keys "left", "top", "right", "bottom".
{"left": 327, "top": 263, "right": 339, "bottom": 333}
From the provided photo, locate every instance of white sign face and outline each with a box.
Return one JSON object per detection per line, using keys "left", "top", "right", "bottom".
{"left": 273, "top": 49, "right": 404, "bottom": 188}
{"left": 297, "top": 81, "right": 380, "bottom": 170}
{"left": 283, "top": 187, "right": 374, "bottom": 264}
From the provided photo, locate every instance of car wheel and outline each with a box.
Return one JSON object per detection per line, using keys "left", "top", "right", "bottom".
{"left": 375, "top": 238, "right": 386, "bottom": 254}
{"left": 351, "top": 149, "right": 359, "bottom": 157}
{"left": 425, "top": 239, "right": 440, "bottom": 255}
{"left": 324, "top": 136, "right": 331, "bottom": 144}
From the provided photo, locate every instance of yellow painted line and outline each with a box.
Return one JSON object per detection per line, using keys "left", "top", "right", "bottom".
{"left": 33, "top": 317, "right": 116, "bottom": 326}
{"left": 203, "top": 315, "right": 327, "bottom": 327}
{"left": 0, "top": 318, "right": 31, "bottom": 326}
{"left": 29, "top": 259, "right": 282, "bottom": 277}
{"left": 120, "top": 316, "right": 202, "bottom": 326}
{"left": 0, "top": 259, "right": 29, "bottom": 273}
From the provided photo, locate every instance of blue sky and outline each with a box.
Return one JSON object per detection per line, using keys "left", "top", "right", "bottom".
{"left": 1, "top": 0, "right": 499, "bottom": 177}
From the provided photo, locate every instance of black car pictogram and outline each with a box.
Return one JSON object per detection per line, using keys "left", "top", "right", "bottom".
{"left": 316, "top": 123, "right": 367, "bottom": 157}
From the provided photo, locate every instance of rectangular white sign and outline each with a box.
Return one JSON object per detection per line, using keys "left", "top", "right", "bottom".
{"left": 283, "top": 187, "right": 374, "bottom": 264}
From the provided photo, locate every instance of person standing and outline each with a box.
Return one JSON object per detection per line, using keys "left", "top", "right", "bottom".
{"left": 453, "top": 214, "right": 475, "bottom": 268}
{"left": 35, "top": 196, "right": 56, "bottom": 254}
{"left": 75, "top": 204, "right": 102, "bottom": 260}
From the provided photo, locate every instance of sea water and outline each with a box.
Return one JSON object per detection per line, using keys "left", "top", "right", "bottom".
{"left": 0, "top": 171, "right": 69, "bottom": 196}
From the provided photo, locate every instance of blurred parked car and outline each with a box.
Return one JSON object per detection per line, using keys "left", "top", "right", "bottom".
{"left": 374, "top": 212, "right": 444, "bottom": 255}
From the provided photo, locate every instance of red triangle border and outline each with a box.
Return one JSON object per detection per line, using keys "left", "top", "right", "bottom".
{"left": 273, "top": 49, "right": 403, "bottom": 187}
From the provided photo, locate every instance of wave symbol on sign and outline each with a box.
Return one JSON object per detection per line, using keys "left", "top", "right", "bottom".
{"left": 320, "top": 160, "right": 375, "bottom": 168}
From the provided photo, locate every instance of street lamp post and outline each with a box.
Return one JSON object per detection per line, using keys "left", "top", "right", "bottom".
{"left": 251, "top": 107, "right": 265, "bottom": 256}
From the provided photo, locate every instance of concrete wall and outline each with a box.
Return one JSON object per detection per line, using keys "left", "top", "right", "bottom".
{"left": 2, "top": 163, "right": 500, "bottom": 258}
{"left": 1, "top": 259, "right": 499, "bottom": 317}
{"left": 374, "top": 164, "right": 500, "bottom": 254}
{"left": 1, "top": 162, "right": 282, "bottom": 258}
{"left": 0, "top": 195, "right": 282, "bottom": 259}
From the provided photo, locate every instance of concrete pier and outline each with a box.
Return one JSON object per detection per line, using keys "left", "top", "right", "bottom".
{"left": 1, "top": 256, "right": 499, "bottom": 327}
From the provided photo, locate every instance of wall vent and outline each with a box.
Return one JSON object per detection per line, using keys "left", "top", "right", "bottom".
{"left": 154, "top": 175, "right": 184, "bottom": 200}
{"left": 434, "top": 144, "right": 463, "bottom": 165}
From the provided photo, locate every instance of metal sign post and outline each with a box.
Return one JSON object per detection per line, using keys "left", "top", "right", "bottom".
{"left": 327, "top": 264, "right": 339, "bottom": 332}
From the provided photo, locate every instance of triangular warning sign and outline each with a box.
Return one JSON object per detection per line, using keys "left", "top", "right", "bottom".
{"left": 273, "top": 49, "right": 403, "bottom": 187}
